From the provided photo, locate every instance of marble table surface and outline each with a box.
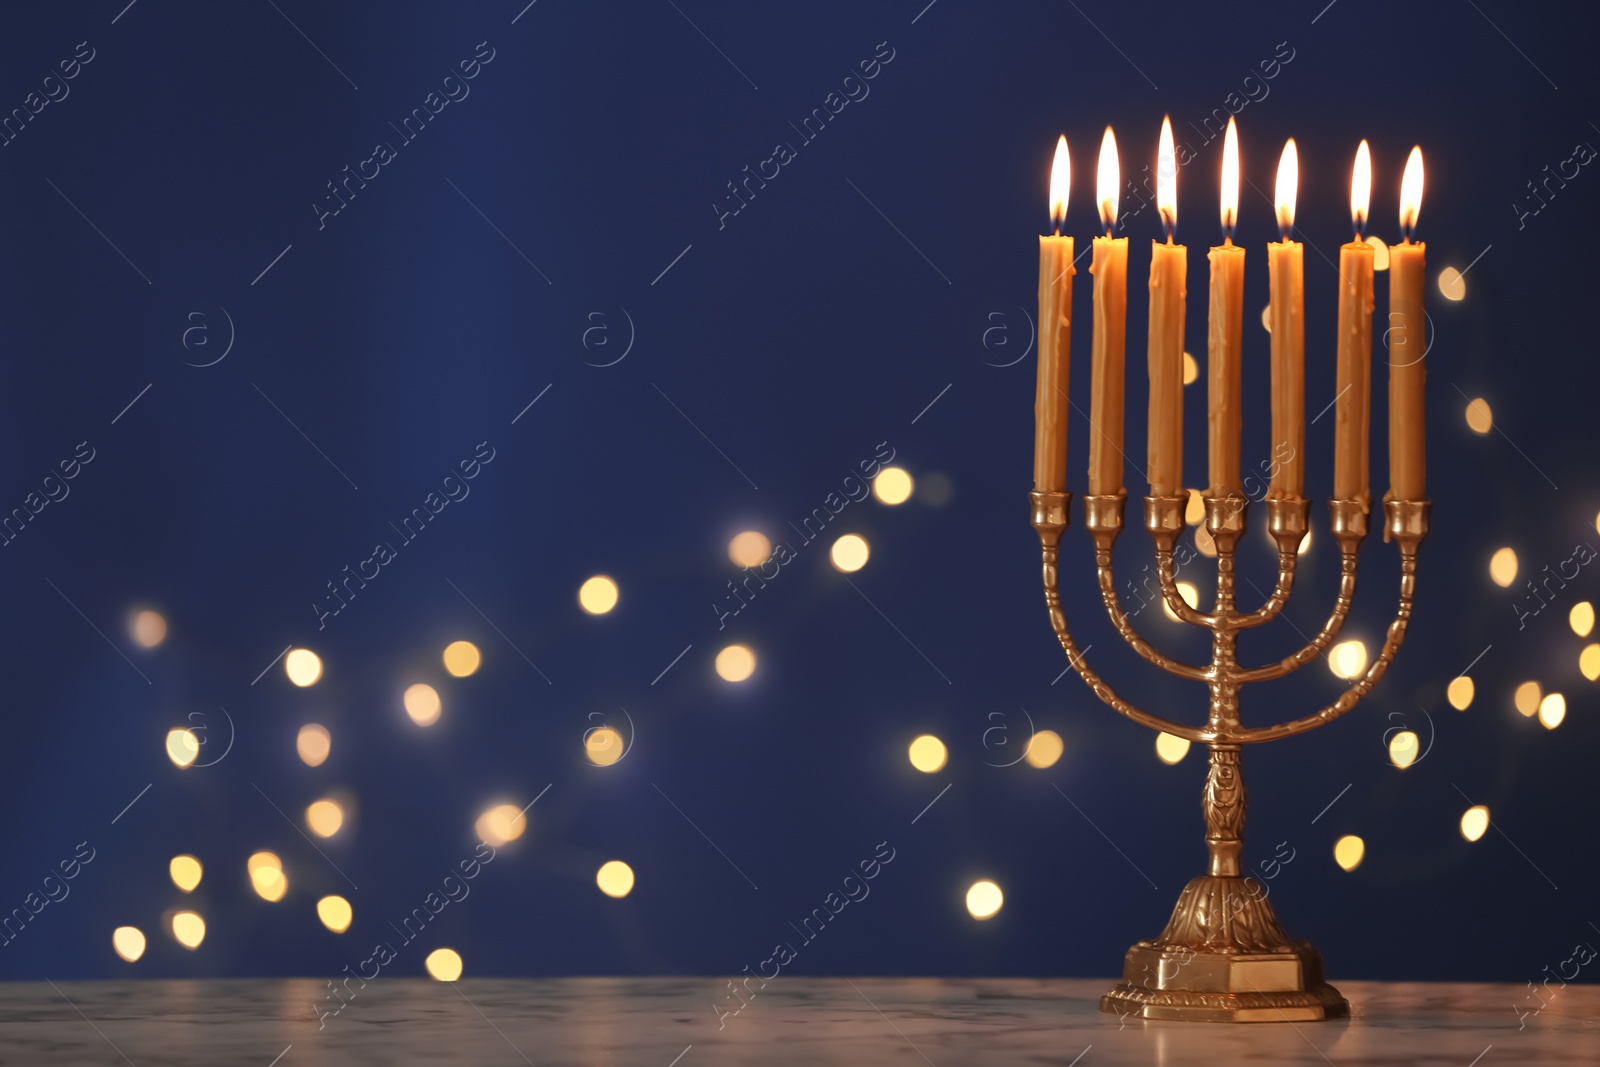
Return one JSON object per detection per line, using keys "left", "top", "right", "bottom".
{"left": 3, "top": 977, "right": 1595, "bottom": 1065}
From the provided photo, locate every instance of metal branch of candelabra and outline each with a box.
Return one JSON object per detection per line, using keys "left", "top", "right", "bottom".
{"left": 1031, "top": 486, "right": 1429, "bottom": 1022}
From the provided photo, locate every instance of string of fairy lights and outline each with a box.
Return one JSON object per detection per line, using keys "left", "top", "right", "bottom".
{"left": 105, "top": 367, "right": 1599, "bottom": 968}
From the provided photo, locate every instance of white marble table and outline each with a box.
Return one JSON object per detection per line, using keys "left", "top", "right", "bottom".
{"left": 5, "top": 977, "right": 1595, "bottom": 1065}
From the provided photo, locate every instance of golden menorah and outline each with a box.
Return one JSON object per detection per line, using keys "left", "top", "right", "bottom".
{"left": 1031, "top": 486, "right": 1429, "bottom": 1021}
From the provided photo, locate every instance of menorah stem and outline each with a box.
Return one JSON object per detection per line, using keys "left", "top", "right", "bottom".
{"left": 1202, "top": 743, "right": 1245, "bottom": 878}
{"left": 1214, "top": 551, "right": 1239, "bottom": 615}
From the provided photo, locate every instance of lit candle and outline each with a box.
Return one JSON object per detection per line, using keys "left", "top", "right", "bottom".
{"left": 1207, "top": 117, "right": 1244, "bottom": 499}
{"left": 1034, "top": 135, "right": 1074, "bottom": 493}
{"left": 1333, "top": 140, "right": 1375, "bottom": 505}
{"left": 1267, "top": 138, "right": 1305, "bottom": 499}
{"left": 1389, "top": 146, "right": 1427, "bottom": 500}
{"left": 1088, "top": 127, "right": 1128, "bottom": 497}
{"left": 1147, "top": 116, "right": 1187, "bottom": 499}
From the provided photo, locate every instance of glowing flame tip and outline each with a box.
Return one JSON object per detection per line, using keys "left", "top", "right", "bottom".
{"left": 1048, "top": 135, "right": 1070, "bottom": 231}
{"left": 1220, "top": 117, "right": 1239, "bottom": 237}
{"left": 1399, "top": 145, "right": 1424, "bottom": 240}
{"left": 1096, "top": 126, "right": 1119, "bottom": 233}
{"left": 1274, "top": 138, "right": 1299, "bottom": 237}
{"left": 1350, "top": 139, "right": 1371, "bottom": 233}
{"left": 1157, "top": 115, "right": 1177, "bottom": 238}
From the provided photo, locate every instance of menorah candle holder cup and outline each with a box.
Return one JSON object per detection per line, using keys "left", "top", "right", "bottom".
{"left": 1030, "top": 488, "right": 1430, "bottom": 1022}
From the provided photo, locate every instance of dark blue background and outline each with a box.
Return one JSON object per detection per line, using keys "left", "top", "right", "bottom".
{"left": 0, "top": 0, "right": 1594, "bottom": 985}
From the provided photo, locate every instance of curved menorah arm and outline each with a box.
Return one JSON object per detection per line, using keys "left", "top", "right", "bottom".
{"left": 1082, "top": 494, "right": 1207, "bottom": 682}
{"left": 1233, "top": 500, "right": 1376, "bottom": 684}
{"left": 1231, "top": 546, "right": 1359, "bottom": 684}
{"left": 1032, "top": 491, "right": 1208, "bottom": 744}
{"left": 1230, "top": 500, "right": 1430, "bottom": 743}
{"left": 1151, "top": 497, "right": 1308, "bottom": 631}
{"left": 1093, "top": 552, "right": 1210, "bottom": 682}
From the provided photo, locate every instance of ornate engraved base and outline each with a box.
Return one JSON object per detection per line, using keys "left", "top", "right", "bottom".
{"left": 1098, "top": 875, "right": 1349, "bottom": 1023}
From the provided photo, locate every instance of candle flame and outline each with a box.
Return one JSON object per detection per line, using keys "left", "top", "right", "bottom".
{"left": 1097, "top": 126, "right": 1119, "bottom": 233}
{"left": 1351, "top": 139, "right": 1371, "bottom": 234}
{"left": 1399, "top": 145, "right": 1424, "bottom": 240}
{"left": 1274, "top": 138, "right": 1298, "bottom": 237}
{"left": 1220, "top": 117, "right": 1239, "bottom": 238}
{"left": 1157, "top": 115, "right": 1177, "bottom": 239}
{"left": 1049, "top": 134, "right": 1070, "bottom": 233}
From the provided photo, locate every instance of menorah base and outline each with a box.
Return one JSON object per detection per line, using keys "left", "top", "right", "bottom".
{"left": 1098, "top": 875, "right": 1350, "bottom": 1023}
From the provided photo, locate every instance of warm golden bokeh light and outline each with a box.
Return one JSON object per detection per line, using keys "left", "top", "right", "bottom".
{"left": 874, "top": 467, "right": 914, "bottom": 505}
{"left": 1184, "top": 488, "right": 1205, "bottom": 525}
{"left": 1488, "top": 547, "right": 1517, "bottom": 588}
{"left": 306, "top": 799, "right": 344, "bottom": 838}
{"left": 907, "top": 734, "right": 947, "bottom": 773}
{"left": 1447, "top": 676, "right": 1475, "bottom": 711}
{"left": 1581, "top": 644, "right": 1600, "bottom": 682}
{"left": 166, "top": 727, "right": 199, "bottom": 768}
{"left": 1329, "top": 640, "right": 1368, "bottom": 680}
{"left": 317, "top": 895, "right": 353, "bottom": 933}
{"left": 596, "top": 860, "right": 636, "bottom": 898}
{"left": 966, "top": 879, "right": 1004, "bottom": 920}
{"left": 1194, "top": 524, "right": 1217, "bottom": 558}
{"left": 1365, "top": 235, "right": 1390, "bottom": 270}
{"left": 285, "top": 648, "right": 323, "bottom": 687}
{"left": 297, "top": 723, "right": 331, "bottom": 767}
{"left": 171, "top": 911, "right": 206, "bottom": 949}
{"left": 1464, "top": 397, "right": 1492, "bottom": 434}
{"left": 169, "top": 855, "right": 203, "bottom": 893}
{"left": 578, "top": 575, "right": 619, "bottom": 615}
{"left": 442, "top": 640, "right": 482, "bottom": 678}
{"left": 1539, "top": 692, "right": 1566, "bottom": 730}
{"left": 1513, "top": 681, "right": 1542, "bottom": 717}
{"left": 247, "top": 851, "right": 282, "bottom": 876}
{"left": 715, "top": 644, "right": 757, "bottom": 682}
{"left": 131, "top": 609, "right": 167, "bottom": 648}
{"left": 112, "top": 926, "right": 146, "bottom": 962}
{"left": 1260, "top": 304, "right": 1272, "bottom": 332}
{"left": 585, "top": 725, "right": 625, "bottom": 766}
{"left": 252, "top": 869, "right": 287, "bottom": 902}
{"left": 1570, "top": 601, "right": 1594, "bottom": 638}
{"left": 1438, "top": 266, "right": 1465, "bottom": 301}
{"left": 1155, "top": 732, "right": 1191, "bottom": 765}
{"left": 1460, "top": 805, "right": 1489, "bottom": 842}
{"left": 1181, "top": 351, "right": 1199, "bottom": 386}
{"left": 1163, "top": 581, "right": 1199, "bottom": 622}
{"left": 248, "top": 851, "right": 286, "bottom": 903}
{"left": 404, "top": 683, "right": 442, "bottom": 727}
{"left": 1388, "top": 730, "right": 1419, "bottom": 769}
{"left": 1024, "top": 729, "right": 1064, "bottom": 769}
{"left": 475, "top": 803, "right": 527, "bottom": 847}
{"left": 1333, "top": 835, "right": 1365, "bottom": 872}
{"left": 830, "top": 533, "right": 870, "bottom": 572}
{"left": 425, "top": 948, "right": 463, "bottom": 981}
{"left": 728, "top": 530, "right": 772, "bottom": 568}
